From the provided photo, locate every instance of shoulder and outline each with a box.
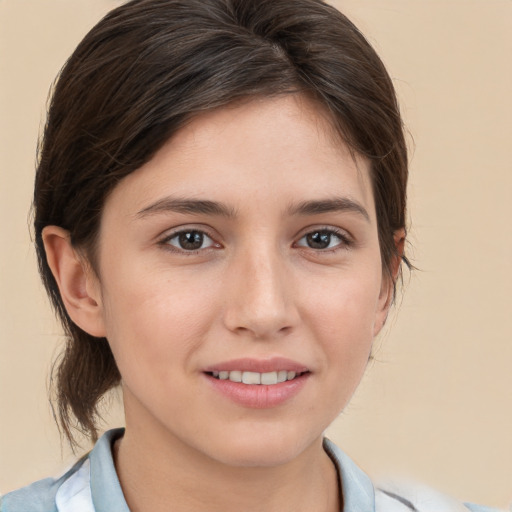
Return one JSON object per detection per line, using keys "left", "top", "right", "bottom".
{"left": 1, "top": 428, "right": 125, "bottom": 512}
{"left": 323, "top": 438, "right": 508, "bottom": 512}
{"left": 0, "top": 457, "right": 90, "bottom": 512}
{"left": 375, "top": 481, "right": 507, "bottom": 512}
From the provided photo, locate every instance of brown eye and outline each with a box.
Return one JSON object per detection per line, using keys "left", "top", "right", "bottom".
{"left": 307, "top": 231, "right": 331, "bottom": 249}
{"left": 166, "top": 230, "right": 215, "bottom": 251}
{"left": 296, "top": 229, "right": 348, "bottom": 250}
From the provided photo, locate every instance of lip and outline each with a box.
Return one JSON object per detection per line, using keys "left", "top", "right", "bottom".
{"left": 203, "top": 357, "right": 309, "bottom": 374}
{"left": 203, "top": 357, "right": 310, "bottom": 409}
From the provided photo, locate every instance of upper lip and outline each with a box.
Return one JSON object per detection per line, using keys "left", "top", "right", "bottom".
{"left": 203, "top": 357, "right": 309, "bottom": 374}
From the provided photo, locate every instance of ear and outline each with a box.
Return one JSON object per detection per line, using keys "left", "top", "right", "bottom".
{"left": 42, "top": 226, "right": 106, "bottom": 337}
{"left": 373, "top": 228, "right": 406, "bottom": 336}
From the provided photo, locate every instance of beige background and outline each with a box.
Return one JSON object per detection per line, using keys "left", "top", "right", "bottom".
{"left": 1, "top": 0, "right": 511, "bottom": 508}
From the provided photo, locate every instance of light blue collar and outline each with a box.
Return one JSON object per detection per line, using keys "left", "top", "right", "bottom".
{"left": 89, "top": 428, "right": 129, "bottom": 512}
{"left": 323, "top": 437, "right": 375, "bottom": 511}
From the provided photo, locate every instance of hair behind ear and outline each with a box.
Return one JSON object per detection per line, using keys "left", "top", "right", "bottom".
{"left": 42, "top": 226, "right": 120, "bottom": 446}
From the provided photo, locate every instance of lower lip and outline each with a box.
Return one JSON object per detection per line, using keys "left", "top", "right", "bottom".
{"left": 204, "top": 373, "right": 310, "bottom": 409}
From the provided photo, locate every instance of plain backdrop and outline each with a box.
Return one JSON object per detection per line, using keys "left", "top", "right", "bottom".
{"left": 0, "top": 0, "right": 511, "bottom": 508}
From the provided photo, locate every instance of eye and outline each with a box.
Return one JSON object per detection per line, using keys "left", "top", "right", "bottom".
{"left": 295, "top": 229, "right": 349, "bottom": 250}
{"left": 164, "top": 230, "right": 218, "bottom": 251}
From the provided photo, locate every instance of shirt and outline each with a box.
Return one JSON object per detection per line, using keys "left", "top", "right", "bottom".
{"left": 0, "top": 429, "right": 506, "bottom": 512}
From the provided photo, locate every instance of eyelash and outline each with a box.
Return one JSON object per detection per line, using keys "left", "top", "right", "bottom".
{"left": 158, "top": 227, "right": 353, "bottom": 255}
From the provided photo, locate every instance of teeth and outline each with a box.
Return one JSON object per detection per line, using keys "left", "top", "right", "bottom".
{"left": 277, "top": 370, "right": 288, "bottom": 383}
{"left": 229, "top": 370, "right": 242, "bottom": 383}
{"left": 261, "top": 372, "right": 278, "bottom": 385}
{"left": 211, "top": 370, "right": 303, "bottom": 385}
{"left": 242, "top": 371, "right": 261, "bottom": 384}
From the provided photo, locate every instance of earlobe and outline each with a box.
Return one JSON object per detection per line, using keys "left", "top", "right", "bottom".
{"left": 42, "top": 226, "right": 106, "bottom": 337}
{"left": 374, "top": 228, "right": 406, "bottom": 336}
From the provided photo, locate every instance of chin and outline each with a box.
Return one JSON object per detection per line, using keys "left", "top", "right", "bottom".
{"left": 201, "top": 426, "right": 322, "bottom": 468}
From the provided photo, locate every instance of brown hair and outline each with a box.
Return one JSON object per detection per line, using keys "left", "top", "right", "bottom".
{"left": 34, "top": 0, "right": 409, "bottom": 445}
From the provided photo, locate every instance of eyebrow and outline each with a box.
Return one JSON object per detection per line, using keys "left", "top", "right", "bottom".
{"left": 287, "top": 197, "right": 370, "bottom": 222}
{"left": 136, "top": 197, "right": 237, "bottom": 219}
{"left": 136, "top": 195, "right": 370, "bottom": 222}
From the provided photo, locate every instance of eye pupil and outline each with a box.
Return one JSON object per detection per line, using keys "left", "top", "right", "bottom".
{"left": 307, "top": 231, "right": 331, "bottom": 249}
{"left": 178, "top": 231, "right": 204, "bottom": 250}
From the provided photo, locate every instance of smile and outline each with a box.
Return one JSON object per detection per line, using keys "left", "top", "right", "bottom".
{"left": 208, "top": 370, "right": 306, "bottom": 385}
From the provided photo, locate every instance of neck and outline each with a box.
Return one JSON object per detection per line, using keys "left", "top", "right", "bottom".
{"left": 114, "top": 418, "right": 340, "bottom": 512}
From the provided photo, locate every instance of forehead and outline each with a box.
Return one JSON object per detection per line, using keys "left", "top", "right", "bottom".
{"left": 102, "top": 94, "right": 375, "bottom": 222}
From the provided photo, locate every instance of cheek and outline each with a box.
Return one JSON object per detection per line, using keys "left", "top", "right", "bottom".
{"left": 302, "top": 267, "right": 383, "bottom": 359}
{"left": 99, "top": 265, "right": 223, "bottom": 375}
{"left": 310, "top": 264, "right": 382, "bottom": 314}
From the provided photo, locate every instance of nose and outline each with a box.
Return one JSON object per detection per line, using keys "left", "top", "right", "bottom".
{"left": 222, "top": 245, "right": 299, "bottom": 339}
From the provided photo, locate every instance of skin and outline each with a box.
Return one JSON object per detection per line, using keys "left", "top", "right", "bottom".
{"left": 44, "top": 94, "right": 400, "bottom": 512}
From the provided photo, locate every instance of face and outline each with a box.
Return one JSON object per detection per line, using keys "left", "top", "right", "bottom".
{"left": 90, "top": 95, "right": 392, "bottom": 468}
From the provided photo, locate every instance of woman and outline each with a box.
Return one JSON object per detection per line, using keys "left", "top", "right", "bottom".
{"left": 0, "top": 0, "right": 505, "bottom": 511}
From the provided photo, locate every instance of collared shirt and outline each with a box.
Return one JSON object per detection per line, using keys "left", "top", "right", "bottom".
{"left": 0, "top": 429, "right": 506, "bottom": 512}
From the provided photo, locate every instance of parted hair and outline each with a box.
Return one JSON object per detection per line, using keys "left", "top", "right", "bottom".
{"left": 34, "top": 0, "right": 409, "bottom": 445}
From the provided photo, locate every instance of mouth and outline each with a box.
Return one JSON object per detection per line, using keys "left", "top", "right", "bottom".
{"left": 202, "top": 357, "right": 311, "bottom": 407}
{"left": 205, "top": 370, "right": 310, "bottom": 385}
